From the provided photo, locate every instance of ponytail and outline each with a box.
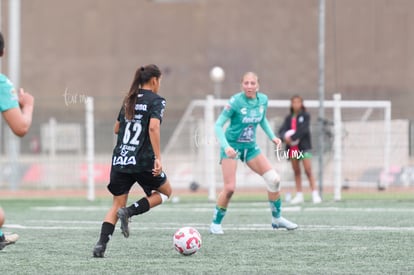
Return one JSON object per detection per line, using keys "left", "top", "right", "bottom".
{"left": 124, "top": 64, "right": 161, "bottom": 120}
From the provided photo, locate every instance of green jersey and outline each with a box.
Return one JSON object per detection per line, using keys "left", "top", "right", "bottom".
{"left": 0, "top": 74, "right": 19, "bottom": 112}
{"left": 215, "top": 92, "right": 276, "bottom": 150}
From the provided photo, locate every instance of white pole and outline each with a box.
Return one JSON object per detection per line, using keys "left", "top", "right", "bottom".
{"left": 49, "top": 117, "right": 56, "bottom": 157}
{"left": 317, "top": 0, "right": 326, "bottom": 196}
{"left": 333, "top": 94, "right": 342, "bottom": 201}
{"left": 8, "top": 0, "right": 20, "bottom": 86}
{"left": 205, "top": 95, "right": 216, "bottom": 201}
{"left": 86, "top": 97, "right": 95, "bottom": 201}
{"left": 7, "top": 0, "right": 21, "bottom": 190}
{"left": 46, "top": 117, "right": 57, "bottom": 189}
{"left": 381, "top": 104, "right": 391, "bottom": 190}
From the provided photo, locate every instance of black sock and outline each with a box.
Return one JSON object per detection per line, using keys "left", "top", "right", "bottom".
{"left": 98, "top": 222, "right": 115, "bottom": 244}
{"left": 127, "top": 197, "right": 150, "bottom": 217}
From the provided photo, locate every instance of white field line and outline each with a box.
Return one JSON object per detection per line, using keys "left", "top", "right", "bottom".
{"left": 4, "top": 222, "right": 414, "bottom": 232}
{"left": 30, "top": 206, "right": 300, "bottom": 212}
{"left": 31, "top": 206, "right": 108, "bottom": 211}
{"left": 31, "top": 205, "right": 414, "bottom": 213}
{"left": 19, "top": 205, "right": 414, "bottom": 232}
{"left": 304, "top": 207, "right": 414, "bottom": 213}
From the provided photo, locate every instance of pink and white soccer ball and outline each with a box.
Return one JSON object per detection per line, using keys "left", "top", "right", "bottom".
{"left": 173, "top": 226, "right": 202, "bottom": 256}
{"left": 284, "top": 129, "right": 299, "bottom": 146}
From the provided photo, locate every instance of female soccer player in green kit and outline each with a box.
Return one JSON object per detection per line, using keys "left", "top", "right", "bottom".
{"left": 210, "top": 72, "right": 298, "bottom": 234}
{"left": 0, "top": 32, "right": 34, "bottom": 249}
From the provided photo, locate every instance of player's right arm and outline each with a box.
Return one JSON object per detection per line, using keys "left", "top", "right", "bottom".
{"left": 114, "top": 107, "right": 124, "bottom": 134}
{"left": 215, "top": 99, "right": 237, "bottom": 158}
{"left": 2, "top": 88, "right": 34, "bottom": 137}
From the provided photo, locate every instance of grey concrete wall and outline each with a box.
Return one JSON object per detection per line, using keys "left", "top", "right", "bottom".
{"left": 1, "top": 0, "right": 413, "bottom": 151}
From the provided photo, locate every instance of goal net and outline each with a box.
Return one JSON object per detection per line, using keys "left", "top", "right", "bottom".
{"left": 163, "top": 94, "right": 396, "bottom": 201}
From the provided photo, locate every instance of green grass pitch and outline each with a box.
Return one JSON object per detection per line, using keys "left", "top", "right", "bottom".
{"left": 0, "top": 194, "right": 413, "bottom": 274}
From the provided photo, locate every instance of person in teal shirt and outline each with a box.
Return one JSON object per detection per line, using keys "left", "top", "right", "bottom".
{"left": 210, "top": 72, "right": 298, "bottom": 234}
{"left": 0, "top": 32, "right": 35, "bottom": 250}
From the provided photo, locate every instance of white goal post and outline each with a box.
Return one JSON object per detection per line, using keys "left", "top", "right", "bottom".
{"left": 164, "top": 94, "right": 391, "bottom": 201}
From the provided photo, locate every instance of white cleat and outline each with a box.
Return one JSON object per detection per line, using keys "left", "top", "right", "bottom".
{"left": 312, "top": 192, "right": 322, "bottom": 204}
{"left": 0, "top": 233, "right": 19, "bottom": 250}
{"left": 210, "top": 223, "right": 224, "bottom": 234}
{"left": 272, "top": 217, "right": 298, "bottom": 230}
{"left": 5, "top": 233, "right": 19, "bottom": 245}
{"left": 290, "top": 193, "right": 304, "bottom": 205}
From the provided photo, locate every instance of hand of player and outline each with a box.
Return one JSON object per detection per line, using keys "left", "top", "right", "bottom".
{"left": 225, "top": 147, "right": 238, "bottom": 159}
{"left": 152, "top": 158, "right": 162, "bottom": 176}
{"left": 272, "top": 137, "right": 282, "bottom": 150}
{"left": 18, "top": 88, "right": 34, "bottom": 108}
{"left": 284, "top": 136, "right": 292, "bottom": 145}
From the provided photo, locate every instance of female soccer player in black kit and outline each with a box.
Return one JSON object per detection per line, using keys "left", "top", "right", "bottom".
{"left": 93, "top": 64, "right": 172, "bottom": 258}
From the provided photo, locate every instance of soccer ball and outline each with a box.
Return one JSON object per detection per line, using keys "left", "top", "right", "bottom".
{"left": 173, "top": 227, "right": 202, "bottom": 256}
{"left": 284, "top": 129, "right": 299, "bottom": 146}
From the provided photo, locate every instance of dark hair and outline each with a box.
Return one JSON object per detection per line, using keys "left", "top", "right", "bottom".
{"left": 124, "top": 64, "right": 161, "bottom": 120}
{"left": 290, "top": 94, "right": 306, "bottom": 114}
{"left": 0, "top": 32, "right": 4, "bottom": 57}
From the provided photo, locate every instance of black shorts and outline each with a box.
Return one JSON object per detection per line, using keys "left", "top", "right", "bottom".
{"left": 107, "top": 169, "right": 168, "bottom": 196}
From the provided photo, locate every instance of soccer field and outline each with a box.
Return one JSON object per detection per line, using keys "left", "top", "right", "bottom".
{"left": 1, "top": 195, "right": 413, "bottom": 274}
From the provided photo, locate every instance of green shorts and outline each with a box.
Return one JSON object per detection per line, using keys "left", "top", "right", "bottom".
{"left": 290, "top": 151, "right": 312, "bottom": 160}
{"left": 220, "top": 144, "right": 261, "bottom": 163}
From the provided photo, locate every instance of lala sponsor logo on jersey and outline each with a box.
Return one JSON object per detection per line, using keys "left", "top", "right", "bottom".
{"left": 114, "top": 144, "right": 137, "bottom": 167}
{"left": 112, "top": 155, "right": 136, "bottom": 166}
{"left": 114, "top": 143, "right": 137, "bottom": 165}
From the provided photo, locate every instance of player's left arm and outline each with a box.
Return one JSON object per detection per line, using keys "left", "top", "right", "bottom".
{"left": 260, "top": 117, "right": 281, "bottom": 148}
{"left": 149, "top": 118, "right": 162, "bottom": 176}
{"left": 149, "top": 98, "right": 166, "bottom": 176}
{"left": 259, "top": 96, "right": 281, "bottom": 148}
{"left": 2, "top": 88, "right": 34, "bottom": 137}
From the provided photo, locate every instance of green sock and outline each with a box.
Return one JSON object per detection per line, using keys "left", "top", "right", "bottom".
{"left": 269, "top": 198, "right": 282, "bottom": 219}
{"left": 0, "top": 230, "right": 3, "bottom": 237}
{"left": 212, "top": 206, "right": 227, "bottom": 224}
